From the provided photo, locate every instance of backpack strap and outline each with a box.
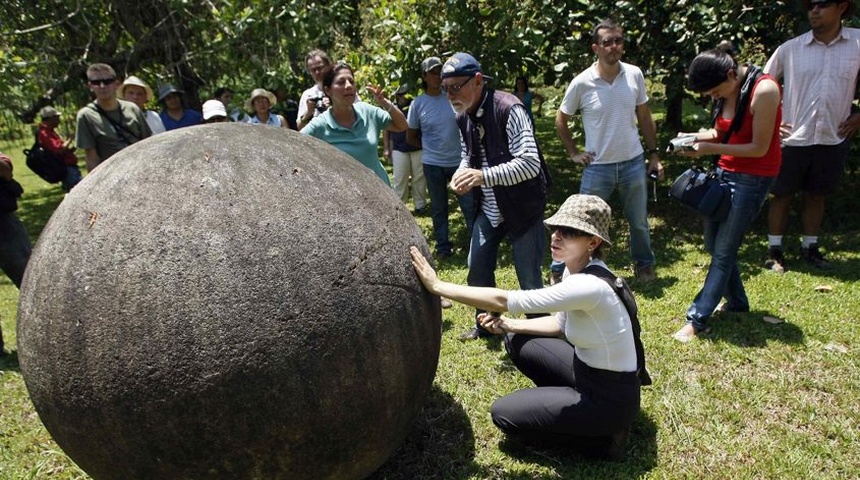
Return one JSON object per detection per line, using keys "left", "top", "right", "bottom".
{"left": 581, "top": 264, "right": 652, "bottom": 386}
{"left": 90, "top": 102, "right": 141, "bottom": 145}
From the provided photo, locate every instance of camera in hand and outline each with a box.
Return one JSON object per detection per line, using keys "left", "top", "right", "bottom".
{"left": 666, "top": 135, "right": 696, "bottom": 153}
{"left": 310, "top": 94, "right": 328, "bottom": 113}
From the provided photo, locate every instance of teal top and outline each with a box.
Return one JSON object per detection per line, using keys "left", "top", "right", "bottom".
{"left": 301, "top": 102, "right": 392, "bottom": 186}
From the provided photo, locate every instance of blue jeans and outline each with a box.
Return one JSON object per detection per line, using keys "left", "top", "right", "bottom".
{"left": 63, "top": 165, "right": 82, "bottom": 192}
{"left": 685, "top": 170, "right": 775, "bottom": 331}
{"left": 468, "top": 212, "right": 545, "bottom": 329}
{"left": 551, "top": 155, "right": 654, "bottom": 274}
{"left": 423, "top": 164, "right": 475, "bottom": 254}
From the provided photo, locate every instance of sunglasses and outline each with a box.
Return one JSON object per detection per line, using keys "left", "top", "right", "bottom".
{"left": 554, "top": 226, "right": 590, "bottom": 239}
{"left": 807, "top": 0, "right": 840, "bottom": 9}
{"left": 598, "top": 36, "right": 625, "bottom": 47}
{"left": 441, "top": 76, "right": 474, "bottom": 95}
{"left": 88, "top": 78, "right": 116, "bottom": 86}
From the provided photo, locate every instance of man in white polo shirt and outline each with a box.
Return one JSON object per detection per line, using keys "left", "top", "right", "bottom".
{"left": 555, "top": 17, "right": 663, "bottom": 283}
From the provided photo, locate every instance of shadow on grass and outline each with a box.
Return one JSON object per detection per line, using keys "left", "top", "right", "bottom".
{"left": 369, "top": 384, "right": 476, "bottom": 480}
{"left": 0, "top": 350, "right": 20, "bottom": 372}
{"left": 16, "top": 183, "right": 64, "bottom": 241}
{"left": 492, "top": 410, "right": 659, "bottom": 479}
{"left": 700, "top": 309, "right": 805, "bottom": 347}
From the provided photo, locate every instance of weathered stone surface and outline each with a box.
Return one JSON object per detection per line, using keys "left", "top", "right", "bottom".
{"left": 17, "top": 123, "right": 441, "bottom": 480}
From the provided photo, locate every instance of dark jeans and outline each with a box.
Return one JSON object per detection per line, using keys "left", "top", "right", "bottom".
{"left": 0, "top": 212, "right": 31, "bottom": 288}
{"left": 423, "top": 164, "right": 475, "bottom": 254}
{"left": 63, "top": 165, "right": 83, "bottom": 192}
{"left": 490, "top": 334, "right": 640, "bottom": 439}
{"left": 685, "top": 169, "right": 775, "bottom": 331}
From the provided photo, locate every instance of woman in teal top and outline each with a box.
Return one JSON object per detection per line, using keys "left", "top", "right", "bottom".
{"left": 301, "top": 63, "right": 407, "bottom": 186}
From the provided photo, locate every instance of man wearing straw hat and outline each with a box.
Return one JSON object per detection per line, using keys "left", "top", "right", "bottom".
{"left": 119, "top": 76, "right": 166, "bottom": 135}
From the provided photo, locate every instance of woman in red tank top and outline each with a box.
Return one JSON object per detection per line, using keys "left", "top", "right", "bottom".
{"left": 672, "top": 42, "right": 782, "bottom": 343}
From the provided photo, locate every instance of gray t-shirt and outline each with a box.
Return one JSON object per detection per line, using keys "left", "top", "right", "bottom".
{"left": 76, "top": 100, "right": 152, "bottom": 162}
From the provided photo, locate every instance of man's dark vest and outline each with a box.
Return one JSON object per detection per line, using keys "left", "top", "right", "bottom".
{"left": 455, "top": 89, "right": 550, "bottom": 238}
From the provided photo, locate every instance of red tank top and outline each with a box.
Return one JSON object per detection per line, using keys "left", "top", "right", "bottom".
{"left": 715, "top": 75, "right": 782, "bottom": 177}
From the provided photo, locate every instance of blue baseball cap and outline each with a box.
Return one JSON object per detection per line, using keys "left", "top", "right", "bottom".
{"left": 441, "top": 53, "right": 491, "bottom": 79}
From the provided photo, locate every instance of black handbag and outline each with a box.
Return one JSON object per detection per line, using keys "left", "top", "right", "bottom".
{"left": 668, "top": 65, "right": 763, "bottom": 223}
{"left": 669, "top": 166, "right": 730, "bottom": 222}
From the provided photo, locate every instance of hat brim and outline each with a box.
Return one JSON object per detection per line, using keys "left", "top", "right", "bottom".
{"left": 118, "top": 80, "right": 154, "bottom": 102}
{"left": 245, "top": 91, "right": 277, "bottom": 111}
{"left": 544, "top": 215, "right": 612, "bottom": 246}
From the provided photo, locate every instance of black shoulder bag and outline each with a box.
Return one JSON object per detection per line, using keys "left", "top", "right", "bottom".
{"left": 669, "top": 65, "right": 762, "bottom": 222}
{"left": 23, "top": 130, "right": 67, "bottom": 184}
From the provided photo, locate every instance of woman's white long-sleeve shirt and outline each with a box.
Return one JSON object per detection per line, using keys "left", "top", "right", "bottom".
{"left": 507, "top": 260, "right": 637, "bottom": 373}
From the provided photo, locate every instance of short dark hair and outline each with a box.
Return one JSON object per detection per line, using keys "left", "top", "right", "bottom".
{"left": 515, "top": 76, "right": 530, "bottom": 92}
{"left": 591, "top": 18, "right": 621, "bottom": 44}
{"left": 802, "top": 0, "right": 856, "bottom": 18}
{"left": 322, "top": 62, "right": 353, "bottom": 89}
{"left": 86, "top": 63, "right": 116, "bottom": 80}
{"left": 687, "top": 41, "right": 738, "bottom": 93}
{"left": 214, "top": 87, "right": 233, "bottom": 98}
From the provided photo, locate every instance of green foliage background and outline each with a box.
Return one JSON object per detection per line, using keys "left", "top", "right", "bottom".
{"left": 2, "top": 0, "right": 851, "bottom": 130}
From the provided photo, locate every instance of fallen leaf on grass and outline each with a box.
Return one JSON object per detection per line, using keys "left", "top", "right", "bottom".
{"left": 814, "top": 285, "right": 833, "bottom": 292}
{"left": 823, "top": 343, "right": 848, "bottom": 354}
{"left": 763, "top": 316, "right": 784, "bottom": 324}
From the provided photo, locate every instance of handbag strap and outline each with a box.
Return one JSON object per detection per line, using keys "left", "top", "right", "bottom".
{"left": 709, "top": 64, "right": 763, "bottom": 145}
{"left": 705, "top": 64, "right": 762, "bottom": 169}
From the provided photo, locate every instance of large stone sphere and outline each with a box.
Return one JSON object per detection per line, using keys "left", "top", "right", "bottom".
{"left": 17, "top": 124, "right": 441, "bottom": 480}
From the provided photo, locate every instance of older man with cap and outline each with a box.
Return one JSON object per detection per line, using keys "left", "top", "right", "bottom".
{"left": 37, "top": 106, "right": 82, "bottom": 191}
{"left": 441, "top": 52, "right": 551, "bottom": 340}
{"left": 76, "top": 63, "right": 151, "bottom": 172}
{"left": 158, "top": 84, "right": 202, "bottom": 130}
{"left": 119, "top": 76, "right": 165, "bottom": 134}
{"left": 407, "top": 56, "right": 476, "bottom": 261}
{"left": 762, "top": 0, "right": 860, "bottom": 272}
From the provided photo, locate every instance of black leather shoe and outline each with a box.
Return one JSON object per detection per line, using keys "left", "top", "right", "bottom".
{"left": 605, "top": 427, "right": 630, "bottom": 462}
{"left": 458, "top": 327, "right": 485, "bottom": 341}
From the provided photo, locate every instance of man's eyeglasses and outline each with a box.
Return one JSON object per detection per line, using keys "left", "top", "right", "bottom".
{"left": 88, "top": 78, "right": 116, "bottom": 86}
{"left": 807, "top": 0, "right": 839, "bottom": 9}
{"left": 441, "top": 76, "right": 474, "bottom": 95}
{"left": 598, "top": 36, "right": 625, "bottom": 48}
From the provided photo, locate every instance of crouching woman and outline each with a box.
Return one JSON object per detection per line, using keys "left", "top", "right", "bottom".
{"left": 410, "top": 194, "right": 649, "bottom": 460}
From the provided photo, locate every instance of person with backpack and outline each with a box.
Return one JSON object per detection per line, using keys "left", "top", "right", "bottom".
{"left": 409, "top": 194, "right": 650, "bottom": 461}
{"left": 37, "top": 106, "right": 82, "bottom": 191}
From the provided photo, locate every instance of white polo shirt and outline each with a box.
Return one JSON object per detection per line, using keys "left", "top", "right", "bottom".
{"left": 559, "top": 61, "right": 648, "bottom": 164}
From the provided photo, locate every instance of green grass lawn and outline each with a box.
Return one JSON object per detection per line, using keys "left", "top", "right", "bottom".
{"left": 2, "top": 112, "right": 859, "bottom": 479}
